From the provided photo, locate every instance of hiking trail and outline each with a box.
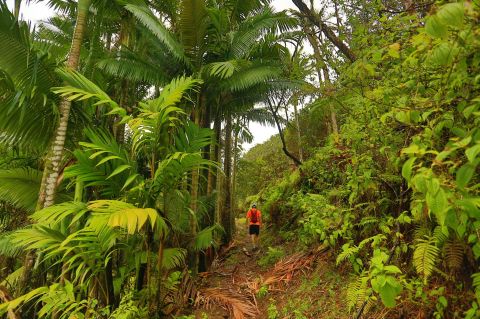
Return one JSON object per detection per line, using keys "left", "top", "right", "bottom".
{"left": 192, "top": 219, "right": 350, "bottom": 319}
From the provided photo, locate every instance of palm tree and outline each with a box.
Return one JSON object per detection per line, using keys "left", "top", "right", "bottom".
{"left": 39, "top": 0, "right": 92, "bottom": 209}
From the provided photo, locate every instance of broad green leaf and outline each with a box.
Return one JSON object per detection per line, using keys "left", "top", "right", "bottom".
{"left": 425, "top": 16, "right": 447, "bottom": 38}
{"left": 427, "top": 188, "right": 448, "bottom": 225}
{"left": 466, "top": 144, "right": 480, "bottom": 163}
{"left": 402, "top": 157, "right": 416, "bottom": 182}
{"left": 437, "top": 3, "right": 464, "bottom": 28}
{"left": 456, "top": 163, "right": 475, "bottom": 188}
{"left": 429, "top": 42, "right": 459, "bottom": 66}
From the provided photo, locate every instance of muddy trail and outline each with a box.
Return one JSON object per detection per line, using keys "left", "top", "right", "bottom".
{"left": 192, "top": 220, "right": 349, "bottom": 319}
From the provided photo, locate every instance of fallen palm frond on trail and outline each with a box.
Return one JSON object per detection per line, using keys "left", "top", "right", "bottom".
{"left": 262, "top": 245, "right": 329, "bottom": 288}
{"left": 195, "top": 287, "right": 259, "bottom": 319}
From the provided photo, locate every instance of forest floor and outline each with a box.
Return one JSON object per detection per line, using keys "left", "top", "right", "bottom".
{"left": 192, "top": 219, "right": 352, "bottom": 319}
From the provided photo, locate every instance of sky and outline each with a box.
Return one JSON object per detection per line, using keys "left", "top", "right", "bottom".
{"left": 5, "top": 0, "right": 299, "bottom": 151}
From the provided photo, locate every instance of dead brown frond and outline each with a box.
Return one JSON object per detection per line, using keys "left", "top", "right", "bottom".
{"left": 195, "top": 287, "right": 258, "bottom": 319}
{"left": 263, "top": 245, "right": 329, "bottom": 289}
{"left": 162, "top": 270, "right": 197, "bottom": 315}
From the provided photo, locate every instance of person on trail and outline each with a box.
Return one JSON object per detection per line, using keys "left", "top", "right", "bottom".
{"left": 246, "top": 204, "right": 262, "bottom": 249}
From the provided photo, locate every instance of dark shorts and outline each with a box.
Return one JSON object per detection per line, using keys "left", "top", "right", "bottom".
{"left": 249, "top": 224, "right": 260, "bottom": 235}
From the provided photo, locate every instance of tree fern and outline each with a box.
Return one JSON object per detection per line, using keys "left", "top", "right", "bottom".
{"left": 413, "top": 237, "right": 440, "bottom": 284}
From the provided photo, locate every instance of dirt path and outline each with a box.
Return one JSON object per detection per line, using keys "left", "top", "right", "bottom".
{"left": 194, "top": 220, "right": 265, "bottom": 318}
{"left": 192, "top": 220, "right": 344, "bottom": 319}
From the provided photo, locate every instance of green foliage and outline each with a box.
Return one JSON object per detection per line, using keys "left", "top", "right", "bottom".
{"left": 257, "top": 246, "right": 285, "bottom": 267}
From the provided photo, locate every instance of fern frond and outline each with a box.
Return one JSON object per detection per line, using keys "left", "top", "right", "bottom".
{"left": 336, "top": 243, "right": 359, "bottom": 265}
{"left": 444, "top": 238, "right": 464, "bottom": 273}
{"left": 413, "top": 237, "right": 440, "bottom": 284}
{"left": 347, "top": 275, "right": 369, "bottom": 312}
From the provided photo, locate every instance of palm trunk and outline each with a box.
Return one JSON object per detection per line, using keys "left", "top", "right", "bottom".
{"left": 222, "top": 114, "right": 233, "bottom": 244}
{"left": 39, "top": 0, "right": 92, "bottom": 209}
{"left": 207, "top": 115, "right": 221, "bottom": 196}
{"left": 231, "top": 124, "right": 239, "bottom": 211}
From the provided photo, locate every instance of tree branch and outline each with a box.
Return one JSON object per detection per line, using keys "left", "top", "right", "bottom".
{"left": 291, "top": 0, "right": 356, "bottom": 62}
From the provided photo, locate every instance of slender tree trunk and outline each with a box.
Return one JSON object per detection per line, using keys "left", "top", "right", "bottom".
{"left": 231, "top": 124, "right": 239, "bottom": 211}
{"left": 39, "top": 0, "right": 92, "bottom": 209}
{"left": 222, "top": 115, "right": 233, "bottom": 244}
{"left": 207, "top": 116, "right": 221, "bottom": 196}
{"left": 267, "top": 100, "right": 302, "bottom": 167}
{"left": 292, "top": 100, "right": 303, "bottom": 162}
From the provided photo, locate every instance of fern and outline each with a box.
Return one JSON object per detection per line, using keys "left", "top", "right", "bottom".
{"left": 346, "top": 275, "right": 369, "bottom": 312}
{"left": 444, "top": 238, "right": 464, "bottom": 273}
{"left": 413, "top": 237, "right": 440, "bottom": 284}
{"left": 336, "top": 243, "right": 360, "bottom": 265}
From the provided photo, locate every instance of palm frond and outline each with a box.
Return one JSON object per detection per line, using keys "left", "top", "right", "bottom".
{"left": 207, "top": 60, "right": 238, "bottom": 79}
{"left": 145, "top": 76, "right": 202, "bottom": 113}
{"left": 196, "top": 288, "right": 258, "bottom": 319}
{"left": 224, "top": 64, "right": 281, "bottom": 92}
{"left": 88, "top": 200, "right": 168, "bottom": 236}
{"left": 231, "top": 6, "right": 296, "bottom": 59}
{"left": 192, "top": 224, "right": 223, "bottom": 251}
{"left": 0, "top": 266, "right": 24, "bottom": 288}
{"left": 0, "top": 232, "right": 22, "bottom": 258}
{"left": 0, "top": 286, "right": 49, "bottom": 316}
{"left": 0, "top": 3, "right": 59, "bottom": 151}
{"left": 53, "top": 69, "right": 124, "bottom": 117}
{"left": 0, "top": 167, "right": 41, "bottom": 212}
{"left": 65, "top": 128, "right": 140, "bottom": 195}
{"left": 31, "top": 201, "right": 89, "bottom": 227}
{"left": 96, "top": 54, "right": 168, "bottom": 86}
{"left": 178, "top": 0, "right": 208, "bottom": 58}
{"left": 173, "top": 121, "right": 214, "bottom": 153}
{"left": 124, "top": 3, "right": 188, "bottom": 64}
{"left": 161, "top": 248, "right": 187, "bottom": 270}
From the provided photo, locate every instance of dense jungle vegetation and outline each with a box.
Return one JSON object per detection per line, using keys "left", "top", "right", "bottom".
{"left": 0, "top": 0, "right": 479, "bottom": 318}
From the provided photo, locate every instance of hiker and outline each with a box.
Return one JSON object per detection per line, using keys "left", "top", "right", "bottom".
{"left": 246, "top": 204, "right": 262, "bottom": 248}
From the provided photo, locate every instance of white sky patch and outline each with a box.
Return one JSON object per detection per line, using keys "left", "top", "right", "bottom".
{"left": 6, "top": 0, "right": 307, "bottom": 151}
